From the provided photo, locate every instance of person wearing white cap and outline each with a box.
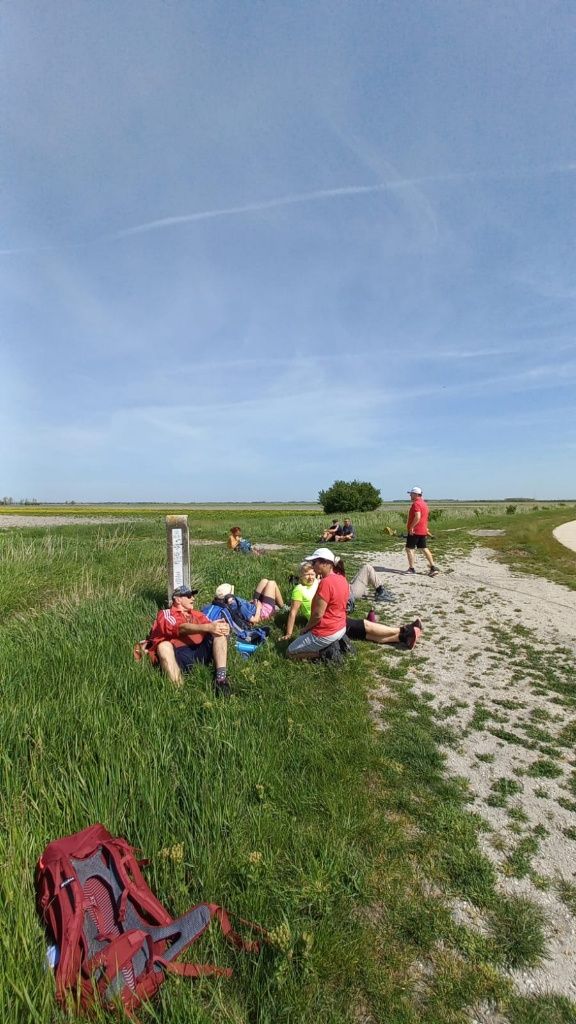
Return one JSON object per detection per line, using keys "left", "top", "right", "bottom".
{"left": 405, "top": 487, "right": 439, "bottom": 576}
{"left": 286, "top": 548, "right": 349, "bottom": 660}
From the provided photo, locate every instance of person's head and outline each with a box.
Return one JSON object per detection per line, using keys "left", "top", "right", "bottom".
{"left": 215, "top": 583, "right": 235, "bottom": 604}
{"left": 171, "top": 585, "right": 199, "bottom": 611}
{"left": 299, "top": 560, "right": 317, "bottom": 585}
{"left": 304, "top": 547, "right": 336, "bottom": 577}
{"left": 230, "top": 526, "right": 242, "bottom": 537}
{"left": 343, "top": 517, "right": 351, "bottom": 526}
{"left": 408, "top": 487, "right": 423, "bottom": 499}
{"left": 333, "top": 556, "right": 347, "bottom": 577}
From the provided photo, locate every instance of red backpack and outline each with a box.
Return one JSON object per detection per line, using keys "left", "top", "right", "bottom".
{"left": 35, "top": 824, "right": 262, "bottom": 1016}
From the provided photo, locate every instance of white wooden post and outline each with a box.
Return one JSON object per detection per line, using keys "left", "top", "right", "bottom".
{"left": 166, "top": 515, "right": 190, "bottom": 603}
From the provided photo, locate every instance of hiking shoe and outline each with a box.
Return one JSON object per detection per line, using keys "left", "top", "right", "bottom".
{"left": 406, "top": 567, "right": 416, "bottom": 574}
{"left": 405, "top": 625, "right": 422, "bottom": 650}
{"left": 319, "top": 641, "right": 344, "bottom": 665}
{"left": 214, "top": 677, "right": 232, "bottom": 697}
{"left": 338, "top": 635, "right": 356, "bottom": 657}
{"left": 374, "top": 585, "right": 386, "bottom": 602}
{"left": 428, "top": 566, "right": 439, "bottom": 577}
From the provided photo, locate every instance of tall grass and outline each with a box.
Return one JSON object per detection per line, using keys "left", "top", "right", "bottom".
{"left": 0, "top": 511, "right": 574, "bottom": 1021}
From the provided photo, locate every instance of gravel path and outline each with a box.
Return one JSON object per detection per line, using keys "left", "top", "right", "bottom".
{"left": 355, "top": 543, "right": 576, "bottom": 1006}
{"left": 553, "top": 520, "right": 576, "bottom": 554}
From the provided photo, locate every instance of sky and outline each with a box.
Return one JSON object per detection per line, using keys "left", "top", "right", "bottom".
{"left": 1, "top": 0, "right": 575, "bottom": 502}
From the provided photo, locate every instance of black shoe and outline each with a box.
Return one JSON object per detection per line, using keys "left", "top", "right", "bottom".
{"left": 318, "top": 641, "right": 345, "bottom": 665}
{"left": 338, "top": 636, "right": 356, "bottom": 657}
{"left": 428, "top": 566, "right": 439, "bottom": 577}
{"left": 214, "top": 677, "right": 232, "bottom": 697}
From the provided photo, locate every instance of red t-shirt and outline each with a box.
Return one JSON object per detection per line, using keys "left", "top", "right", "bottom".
{"left": 148, "top": 605, "right": 211, "bottom": 652}
{"left": 312, "top": 572, "right": 349, "bottom": 637}
{"left": 407, "top": 498, "right": 429, "bottom": 536}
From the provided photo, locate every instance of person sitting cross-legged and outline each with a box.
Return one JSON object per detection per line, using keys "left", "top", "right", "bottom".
{"left": 146, "top": 585, "right": 232, "bottom": 696}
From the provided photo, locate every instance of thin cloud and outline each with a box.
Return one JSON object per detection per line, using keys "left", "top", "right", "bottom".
{"left": 2, "top": 162, "right": 576, "bottom": 255}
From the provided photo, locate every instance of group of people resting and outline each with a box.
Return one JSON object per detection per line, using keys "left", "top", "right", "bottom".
{"left": 142, "top": 549, "right": 421, "bottom": 696}
{"left": 320, "top": 518, "right": 355, "bottom": 542}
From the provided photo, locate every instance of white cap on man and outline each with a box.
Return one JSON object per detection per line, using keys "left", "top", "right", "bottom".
{"left": 215, "top": 583, "right": 235, "bottom": 599}
{"left": 304, "top": 547, "right": 336, "bottom": 563}
{"left": 408, "top": 487, "right": 422, "bottom": 495}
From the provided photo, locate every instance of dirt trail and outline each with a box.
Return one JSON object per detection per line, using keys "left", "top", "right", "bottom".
{"left": 355, "top": 543, "right": 576, "bottom": 1004}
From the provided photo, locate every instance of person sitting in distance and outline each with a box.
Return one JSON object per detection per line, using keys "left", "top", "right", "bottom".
{"left": 227, "top": 526, "right": 262, "bottom": 555}
{"left": 335, "top": 517, "right": 355, "bottom": 542}
{"left": 145, "top": 585, "right": 232, "bottom": 695}
{"left": 321, "top": 519, "right": 341, "bottom": 541}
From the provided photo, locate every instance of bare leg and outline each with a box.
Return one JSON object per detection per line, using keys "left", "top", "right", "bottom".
{"left": 405, "top": 546, "right": 415, "bottom": 570}
{"left": 211, "top": 634, "right": 228, "bottom": 671}
{"left": 363, "top": 621, "right": 401, "bottom": 645}
{"left": 254, "top": 579, "right": 284, "bottom": 607}
{"left": 423, "top": 547, "right": 435, "bottom": 568}
{"left": 156, "top": 641, "right": 183, "bottom": 687}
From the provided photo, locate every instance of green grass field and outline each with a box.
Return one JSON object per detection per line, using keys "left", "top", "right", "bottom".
{"left": 1, "top": 504, "right": 575, "bottom": 1023}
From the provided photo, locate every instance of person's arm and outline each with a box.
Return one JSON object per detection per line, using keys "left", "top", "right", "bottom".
{"left": 178, "top": 620, "right": 230, "bottom": 638}
{"left": 408, "top": 511, "right": 421, "bottom": 534}
{"left": 301, "top": 594, "right": 327, "bottom": 634}
{"left": 281, "top": 599, "right": 302, "bottom": 640}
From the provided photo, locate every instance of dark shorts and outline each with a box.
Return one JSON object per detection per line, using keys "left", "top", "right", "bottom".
{"left": 345, "top": 618, "right": 366, "bottom": 641}
{"left": 406, "top": 534, "right": 427, "bottom": 550}
{"left": 174, "top": 637, "right": 213, "bottom": 671}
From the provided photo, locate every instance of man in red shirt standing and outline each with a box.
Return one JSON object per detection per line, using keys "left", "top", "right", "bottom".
{"left": 147, "top": 585, "right": 232, "bottom": 695}
{"left": 405, "top": 487, "right": 439, "bottom": 577}
{"left": 286, "top": 547, "right": 349, "bottom": 660}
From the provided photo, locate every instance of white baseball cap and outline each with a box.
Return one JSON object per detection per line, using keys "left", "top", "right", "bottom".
{"left": 304, "top": 547, "right": 336, "bottom": 563}
{"left": 408, "top": 486, "right": 422, "bottom": 495}
{"left": 215, "top": 583, "right": 235, "bottom": 599}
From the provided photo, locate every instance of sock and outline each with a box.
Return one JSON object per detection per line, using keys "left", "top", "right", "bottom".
{"left": 215, "top": 667, "right": 227, "bottom": 682}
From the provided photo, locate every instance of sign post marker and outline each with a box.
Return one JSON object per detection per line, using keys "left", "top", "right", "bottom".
{"left": 166, "top": 515, "right": 190, "bottom": 603}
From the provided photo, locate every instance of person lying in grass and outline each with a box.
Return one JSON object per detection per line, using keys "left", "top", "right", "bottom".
{"left": 146, "top": 585, "right": 232, "bottom": 696}
{"left": 335, "top": 558, "right": 422, "bottom": 648}
{"left": 214, "top": 579, "right": 286, "bottom": 625}
{"left": 282, "top": 555, "right": 422, "bottom": 650}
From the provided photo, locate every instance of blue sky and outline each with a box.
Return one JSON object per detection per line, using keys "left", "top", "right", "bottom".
{"left": 2, "top": 0, "right": 575, "bottom": 502}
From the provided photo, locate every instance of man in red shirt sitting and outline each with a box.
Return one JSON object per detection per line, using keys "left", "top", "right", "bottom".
{"left": 405, "top": 487, "right": 439, "bottom": 577}
{"left": 286, "top": 547, "right": 349, "bottom": 660}
{"left": 147, "top": 585, "right": 232, "bottom": 695}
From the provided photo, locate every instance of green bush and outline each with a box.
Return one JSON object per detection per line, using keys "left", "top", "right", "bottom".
{"left": 506, "top": 505, "right": 517, "bottom": 515}
{"left": 318, "top": 480, "right": 381, "bottom": 514}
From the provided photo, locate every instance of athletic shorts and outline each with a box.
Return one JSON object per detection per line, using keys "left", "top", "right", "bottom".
{"left": 174, "top": 637, "right": 213, "bottom": 670}
{"left": 345, "top": 618, "right": 367, "bottom": 641}
{"left": 257, "top": 599, "right": 277, "bottom": 621}
{"left": 406, "top": 534, "right": 427, "bottom": 550}
{"left": 287, "top": 627, "right": 346, "bottom": 657}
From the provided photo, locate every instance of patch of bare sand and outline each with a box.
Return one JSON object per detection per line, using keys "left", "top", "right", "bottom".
{"left": 0, "top": 515, "right": 137, "bottom": 528}
{"left": 356, "top": 545, "right": 576, "bottom": 1005}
